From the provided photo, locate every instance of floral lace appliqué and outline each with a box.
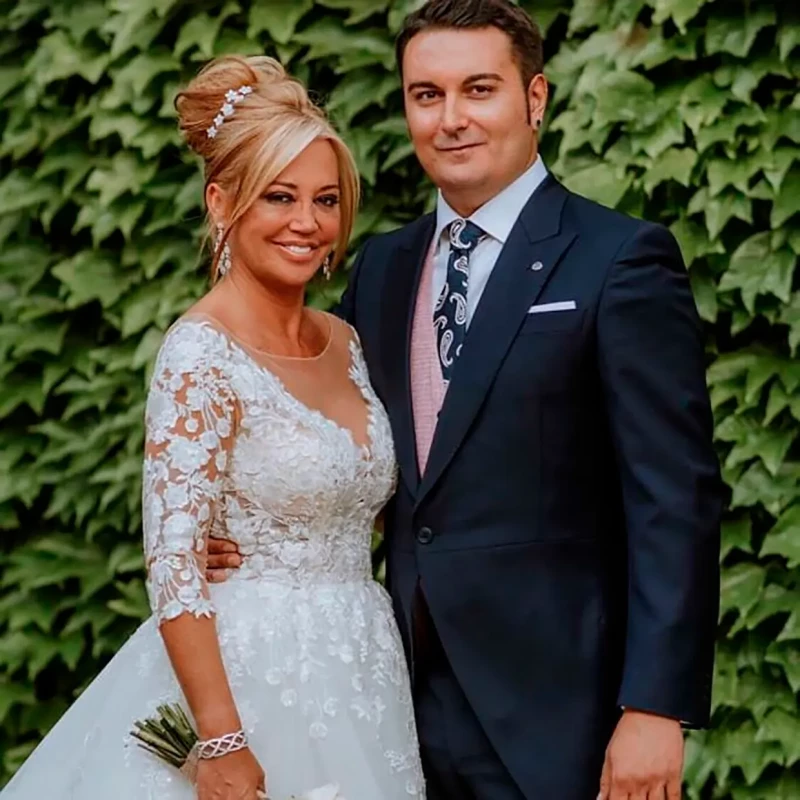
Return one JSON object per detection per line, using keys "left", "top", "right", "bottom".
{"left": 140, "top": 318, "right": 423, "bottom": 797}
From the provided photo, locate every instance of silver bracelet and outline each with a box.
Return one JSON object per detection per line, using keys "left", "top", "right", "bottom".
{"left": 195, "top": 729, "right": 248, "bottom": 760}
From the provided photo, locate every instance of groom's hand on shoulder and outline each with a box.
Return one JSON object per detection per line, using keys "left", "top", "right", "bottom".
{"left": 598, "top": 709, "right": 683, "bottom": 800}
{"left": 206, "top": 537, "right": 242, "bottom": 582}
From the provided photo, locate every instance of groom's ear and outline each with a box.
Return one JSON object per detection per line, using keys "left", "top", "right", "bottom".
{"left": 527, "top": 73, "right": 549, "bottom": 129}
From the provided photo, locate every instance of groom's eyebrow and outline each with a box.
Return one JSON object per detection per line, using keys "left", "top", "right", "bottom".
{"left": 464, "top": 73, "right": 504, "bottom": 84}
{"left": 406, "top": 80, "right": 440, "bottom": 93}
{"left": 407, "top": 73, "right": 504, "bottom": 92}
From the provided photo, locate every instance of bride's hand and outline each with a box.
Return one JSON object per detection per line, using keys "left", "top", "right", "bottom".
{"left": 196, "top": 748, "right": 266, "bottom": 800}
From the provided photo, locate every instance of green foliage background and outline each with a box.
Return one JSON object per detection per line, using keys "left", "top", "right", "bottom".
{"left": 0, "top": 0, "right": 798, "bottom": 795}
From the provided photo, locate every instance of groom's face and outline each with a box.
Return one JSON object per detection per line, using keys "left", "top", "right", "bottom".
{"left": 402, "top": 26, "right": 541, "bottom": 212}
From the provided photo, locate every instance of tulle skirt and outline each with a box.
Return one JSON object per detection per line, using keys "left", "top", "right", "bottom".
{"left": 1, "top": 577, "right": 425, "bottom": 799}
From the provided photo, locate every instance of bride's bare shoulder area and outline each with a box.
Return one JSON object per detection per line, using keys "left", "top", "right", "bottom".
{"left": 178, "top": 294, "right": 227, "bottom": 326}
{"left": 319, "top": 310, "right": 359, "bottom": 347}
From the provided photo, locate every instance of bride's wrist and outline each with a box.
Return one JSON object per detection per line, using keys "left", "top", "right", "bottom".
{"left": 195, "top": 708, "right": 243, "bottom": 740}
{"left": 194, "top": 728, "right": 249, "bottom": 760}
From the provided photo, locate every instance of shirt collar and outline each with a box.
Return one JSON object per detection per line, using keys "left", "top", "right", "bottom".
{"left": 434, "top": 155, "right": 549, "bottom": 248}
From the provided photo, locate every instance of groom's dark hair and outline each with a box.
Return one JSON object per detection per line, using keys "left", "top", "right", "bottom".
{"left": 395, "top": 0, "right": 544, "bottom": 89}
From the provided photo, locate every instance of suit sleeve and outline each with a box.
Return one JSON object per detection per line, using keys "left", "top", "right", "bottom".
{"left": 597, "top": 222, "right": 722, "bottom": 728}
{"left": 332, "top": 237, "right": 373, "bottom": 325}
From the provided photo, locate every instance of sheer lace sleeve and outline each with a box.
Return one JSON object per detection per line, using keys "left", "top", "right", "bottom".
{"left": 142, "top": 323, "right": 237, "bottom": 624}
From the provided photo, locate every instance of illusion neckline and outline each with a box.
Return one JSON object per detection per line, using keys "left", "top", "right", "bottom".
{"left": 182, "top": 310, "right": 334, "bottom": 363}
{"left": 176, "top": 316, "right": 376, "bottom": 461}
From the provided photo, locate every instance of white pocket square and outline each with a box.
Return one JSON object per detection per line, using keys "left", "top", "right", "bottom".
{"left": 528, "top": 300, "right": 577, "bottom": 314}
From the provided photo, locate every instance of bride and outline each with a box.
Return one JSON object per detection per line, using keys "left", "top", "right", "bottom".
{"left": 1, "top": 55, "right": 425, "bottom": 800}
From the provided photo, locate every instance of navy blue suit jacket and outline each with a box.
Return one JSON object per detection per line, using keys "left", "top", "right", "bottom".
{"left": 338, "top": 175, "right": 722, "bottom": 799}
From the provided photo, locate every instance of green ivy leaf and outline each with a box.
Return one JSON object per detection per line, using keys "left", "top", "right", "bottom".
{"left": 671, "top": 217, "right": 725, "bottom": 266}
{"left": 731, "top": 773, "right": 800, "bottom": 800}
{"left": 777, "top": 26, "right": 800, "bottom": 63}
{"left": 765, "top": 642, "right": 800, "bottom": 693}
{"left": 760, "top": 505, "right": 800, "bottom": 568}
{"left": 85, "top": 153, "right": 158, "bottom": 206}
{"left": 0, "top": 171, "right": 61, "bottom": 216}
{"left": 680, "top": 74, "right": 729, "bottom": 133}
{"left": 247, "top": 0, "right": 314, "bottom": 44}
{"left": 630, "top": 108, "right": 686, "bottom": 159}
{"left": 718, "top": 233, "right": 794, "bottom": 314}
{"left": 705, "top": 8, "right": 777, "bottom": 59}
{"left": 594, "top": 70, "right": 656, "bottom": 124}
{"left": 778, "top": 610, "right": 800, "bottom": 643}
{"left": 318, "top": 0, "right": 389, "bottom": 25}
{"left": 651, "top": 0, "right": 705, "bottom": 33}
{"left": 340, "top": 126, "right": 382, "bottom": 185}
{"left": 688, "top": 265, "right": 718, "bottom": 322}
{"left": 0, "top": 680, "right": 35, "bottom": 721}
{"left": 293, "top": 21, "right": 394, "bottom": 70}
{"left": 0, "top": 67, "right": 25, "bottom": 102}
{"left": 103, "top": 51, "right": 179, "bottom": 106}
{"left": 778, "top": 292, "right": 800, "bottom": 355}
{"left": 51, "top": 252, "right": 134, "bottom": 310}
{"left": 711, "top": 719, "right": 784, "bottom": 786}
{"left": 562, "top": 162, "right": 632, "bottom": 208}
{"left": 103, "top": 3, "right": 171, "bottom": 59}
{"left": 720, "top": 562, "right": 766, "bottom": 623}
{"left": 641, "top": 147, "right": 697, "bottom": 194}
{"left": 695, "top": 106, "right": 764, "bottom": 153}
{"left": 720, "top": 518, "right": 753, "bottom": 561}
{"left": 687, "top": 188, "right": 752, "bottom": 239}
{"left": 565, "top": 0, "right": 609, "bottom": 33}
{"left": 771, "top": 166, "right": 800, "bottom": 228}
{"left": 25, "top": 30, "right": 112, "bottom": 87}
{"left": 734, "top": 583, "right": 799, "bottom": 636}
{"left": 174, "top": 6, "right": 238, "bottom": 60}
{"left": 729, "top": 461, "right": 797, "bottom": 516}
{"left": 327, "top": 70, "right": 398, "bottom": 125}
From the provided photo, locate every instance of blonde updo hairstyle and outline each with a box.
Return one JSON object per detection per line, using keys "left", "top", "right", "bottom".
{"left": 175, "top": 55, "right": 360, "bottom": 280}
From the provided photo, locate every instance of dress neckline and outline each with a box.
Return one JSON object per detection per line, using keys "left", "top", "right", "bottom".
{"left": 183, "top": 310, "right": 334, "bottom": 363}
{"left": 175, "top": 315, "right": 376, "bottom": 461}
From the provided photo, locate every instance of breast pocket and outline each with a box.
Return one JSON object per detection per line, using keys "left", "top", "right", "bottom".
{"left": 517, "top": 308, "right": 586, "bottom": 335}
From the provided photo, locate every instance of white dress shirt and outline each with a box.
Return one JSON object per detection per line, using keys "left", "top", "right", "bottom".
{"left": 431, "top": 156, "right": 549, "bottom": 326}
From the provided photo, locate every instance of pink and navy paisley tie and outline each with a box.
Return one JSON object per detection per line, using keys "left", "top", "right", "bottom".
{"left": 433, "top": 218, "right": 486, "bottom": 384}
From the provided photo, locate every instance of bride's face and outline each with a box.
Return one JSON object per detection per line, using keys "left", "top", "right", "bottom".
{"left": 232, "top": 138, "right": 342, "bottom": 290}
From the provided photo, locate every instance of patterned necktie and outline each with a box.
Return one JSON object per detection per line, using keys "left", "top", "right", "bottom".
{"left": 433, "top": 219, "right": 486, "bottom": 384}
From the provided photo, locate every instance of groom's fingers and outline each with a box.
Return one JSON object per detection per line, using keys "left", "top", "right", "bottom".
{"left": 665, "top": 776, "right": 681, "bottom": 799}
{"left": 598, "top": 757, "right": 611, "bottom": 800}
{"left": 208, "top": 536, "right": 239, "bottom": 555}
{"left": 206, "top": 538, "right": 242, "bottom": 580}
{"left": 206, "top": 538, "right": 241, "bottom": 573}
{"left": 206, "top": 552, "right": 242, "bottom": 569}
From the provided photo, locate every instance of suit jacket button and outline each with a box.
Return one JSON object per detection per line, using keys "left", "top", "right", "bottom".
{"left": 416, "top": 526, "right": 434, "bottom": 544}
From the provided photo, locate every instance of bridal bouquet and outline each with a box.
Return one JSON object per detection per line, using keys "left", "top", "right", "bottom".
{"left": 130, "top": 703, "right": 345, "bottom": 800}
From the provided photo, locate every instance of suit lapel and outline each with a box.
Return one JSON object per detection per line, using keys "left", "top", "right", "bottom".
{"left": 416, "top": 177, "right": 576, "bottom": 507}
{"left": 380, "top": 213, "right": 435, "bottom": 496}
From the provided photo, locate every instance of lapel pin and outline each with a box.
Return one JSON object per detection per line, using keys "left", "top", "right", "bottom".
{"left": 531, "top": 260, "right": 543, "bottom": 271}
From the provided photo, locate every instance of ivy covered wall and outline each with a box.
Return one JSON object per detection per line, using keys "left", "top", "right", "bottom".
{"left": 0, "top": 1, "right": 798, "bottom": 795}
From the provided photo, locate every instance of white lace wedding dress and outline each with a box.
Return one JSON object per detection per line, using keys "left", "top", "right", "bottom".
{"left": 1, "top": 312, "right": 425, "bottom": 799}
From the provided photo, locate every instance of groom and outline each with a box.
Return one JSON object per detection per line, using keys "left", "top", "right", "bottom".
{"left": 208, "top": 1, "right": 723, "bottom": 798}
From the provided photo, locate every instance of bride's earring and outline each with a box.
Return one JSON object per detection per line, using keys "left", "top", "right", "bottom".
{"left": 322, "top": 253, "right": 332, "bottom": 281}
{"left": 215, "top": 222, "right": 232, "bottom": 277}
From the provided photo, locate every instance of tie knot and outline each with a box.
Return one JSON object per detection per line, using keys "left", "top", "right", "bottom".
{"left": 448, "top": 219, "right": 484, "bottom": 252}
